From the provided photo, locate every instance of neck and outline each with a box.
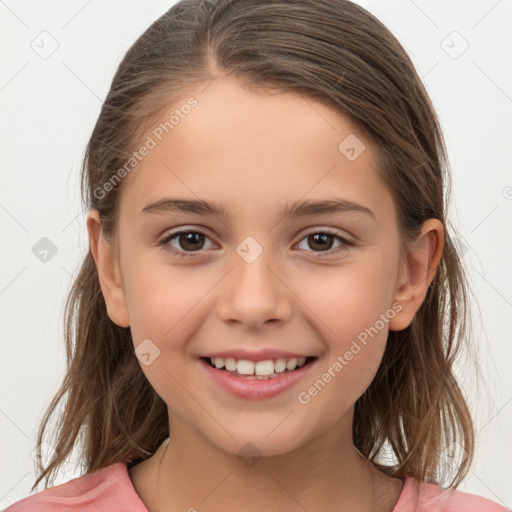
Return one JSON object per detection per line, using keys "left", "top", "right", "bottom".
{"left": 130, "top": 414, "right": 402, "bottom": 512}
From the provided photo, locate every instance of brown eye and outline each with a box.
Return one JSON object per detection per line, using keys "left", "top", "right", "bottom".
{"left": 296, "top": 229, "right": 354, "bottom": 257}
{"left": 305, "top": 233, "right": 335, "bottom": 252}
{"left": 177, "top": 232, "right": 206, "bottom": 251}
{"left": 160, "top": 229, "right": 215, "bottom": 257}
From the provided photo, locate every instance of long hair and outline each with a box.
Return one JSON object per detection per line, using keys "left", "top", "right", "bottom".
{"left": 32, "top": 0, "right": 475, "bottom": 492}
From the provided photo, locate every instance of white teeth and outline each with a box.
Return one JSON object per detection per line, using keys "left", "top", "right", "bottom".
{"left": 214, "top": 358, "right": 225, "bottom": 369}
{"left": 237, "top": 359, "right": 255, "bottom": 375}
{"left": 254, "top": 360, "right": 275, "bottom": 376}
{"left": 224, "top": 357, "right": 237, "bottom": 371}
{"left": 209, "top": 356, "right": 310, "bottom": 376}
{"left": 286, "top": 358, "right": 297, "bottom": 370}
{"left": 274, "top": 358, "right": 287, "bottom": 373}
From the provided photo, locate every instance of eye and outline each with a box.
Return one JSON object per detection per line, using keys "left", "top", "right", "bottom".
{"left": 295, "top": 229, "right": 354, "bottom": 257}
{"left": 159, "top": 229, "right": 215, "bottom": 258}
{"left": 159, "top": 227, "right": 354, "bottom": 259}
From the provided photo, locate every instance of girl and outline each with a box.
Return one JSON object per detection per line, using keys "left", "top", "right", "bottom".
{"left": 5, "top": 0, "right": 509, "bottom": 511}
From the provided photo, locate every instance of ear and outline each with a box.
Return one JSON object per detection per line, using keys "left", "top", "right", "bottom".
{"left": 388, "top": 219, "right": 444, "bottom": 331}
{"left": 86, "top": 209, "right": 130, "bottom": 328}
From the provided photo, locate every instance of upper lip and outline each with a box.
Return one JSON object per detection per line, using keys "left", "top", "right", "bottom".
{"left": 201, "top": 349, "right": 316, "bottom": 362}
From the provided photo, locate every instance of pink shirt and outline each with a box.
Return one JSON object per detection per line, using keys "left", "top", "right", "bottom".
{"left": 4, "top": 461, "right": 509, "bottom": 511}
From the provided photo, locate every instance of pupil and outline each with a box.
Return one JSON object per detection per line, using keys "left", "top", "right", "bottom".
{"left": 309, "top": 233, "right": 333, "bottom": 251}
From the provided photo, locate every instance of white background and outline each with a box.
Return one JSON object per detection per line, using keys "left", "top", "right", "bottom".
{"left": 1, "top": 0, "right": 511, "bottom": 509}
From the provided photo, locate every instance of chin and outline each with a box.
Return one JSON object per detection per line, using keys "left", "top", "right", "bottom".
{"left": 210, "top": 429, "right": 305, "bottom": 462}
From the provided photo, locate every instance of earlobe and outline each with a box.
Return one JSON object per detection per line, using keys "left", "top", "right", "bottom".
{"left": 86, "top": 209, "right": 130, "bottom": 328}
{"left": 388, "top": 219, "right": 444, "bottom": 331}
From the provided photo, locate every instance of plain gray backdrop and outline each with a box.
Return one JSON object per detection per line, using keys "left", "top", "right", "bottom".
{"left": 1, "top": 0, "right": 511, "bottom": 509}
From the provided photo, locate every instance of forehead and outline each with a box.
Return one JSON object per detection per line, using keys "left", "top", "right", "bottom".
{"left": 118, "top": 77, "right": 395, "bottom": 227}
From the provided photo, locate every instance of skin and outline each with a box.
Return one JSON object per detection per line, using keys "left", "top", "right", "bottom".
{"left": 87, "top": 76, "right": 443, "bottom": 512}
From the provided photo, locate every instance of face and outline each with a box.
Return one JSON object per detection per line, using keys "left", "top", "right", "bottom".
{"left": 88, "top": 76, "right": 441, "bottom": 459}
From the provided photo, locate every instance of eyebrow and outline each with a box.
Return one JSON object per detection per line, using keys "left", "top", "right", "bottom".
{"left": 141, "top": 197, "right": 375, "bottom": 221}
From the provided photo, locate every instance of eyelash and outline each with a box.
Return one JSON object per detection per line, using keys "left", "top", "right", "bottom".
{"left": 159, "top": 228, "right": 354, "bottom": 259}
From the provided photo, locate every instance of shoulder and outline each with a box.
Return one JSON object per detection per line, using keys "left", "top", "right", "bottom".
{"left": 3, "top": 462, "right": 147, "bottom": 512}
{"left": 394, "top": 474, "right": 510, "bottom": 512}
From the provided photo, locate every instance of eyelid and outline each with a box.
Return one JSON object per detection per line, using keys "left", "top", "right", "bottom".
{"left": 160, "top": 225, "right": 213, "bottom": 239}
{"left": 299, "top": 226, "right": 354, "bottom": 242}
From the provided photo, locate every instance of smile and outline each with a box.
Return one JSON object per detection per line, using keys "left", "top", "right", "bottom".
{"left": 198, "top": 356, "right": 318, "bottom": 400}
{"left": 204, "top": 356, "right": 316, "bottom": 378}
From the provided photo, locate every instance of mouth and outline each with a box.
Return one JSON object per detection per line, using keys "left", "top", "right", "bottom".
{"left": 200, "top": 355, "right": 318, "bottom": 379}
{"left": 198, "top": 355, "right": 319, "bottom": 400}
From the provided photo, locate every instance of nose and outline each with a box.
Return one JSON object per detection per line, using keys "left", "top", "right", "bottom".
{"left": 217, "top": 248, "right": 293, "bottom": 330}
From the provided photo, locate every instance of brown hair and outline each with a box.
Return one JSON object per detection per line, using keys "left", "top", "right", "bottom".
{"left": 32, "top": 0, "right": 475, "bottom": 493}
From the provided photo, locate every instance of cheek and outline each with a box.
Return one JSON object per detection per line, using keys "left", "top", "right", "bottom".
{"left": 123, "top": 249, "right": 208, "bottom": 345}
{"left": 294, "top": 258, "right": 395, "bottom": 403}
{"left": 299, "top": 256, "right": 395, "bottom": 340}
{"left": 123, "top": 261, "right": 207, "bottom": 409}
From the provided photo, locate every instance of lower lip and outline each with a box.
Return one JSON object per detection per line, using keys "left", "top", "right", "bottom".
{"left": 198, "top": 357, "right": 317, "bottom": 400}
